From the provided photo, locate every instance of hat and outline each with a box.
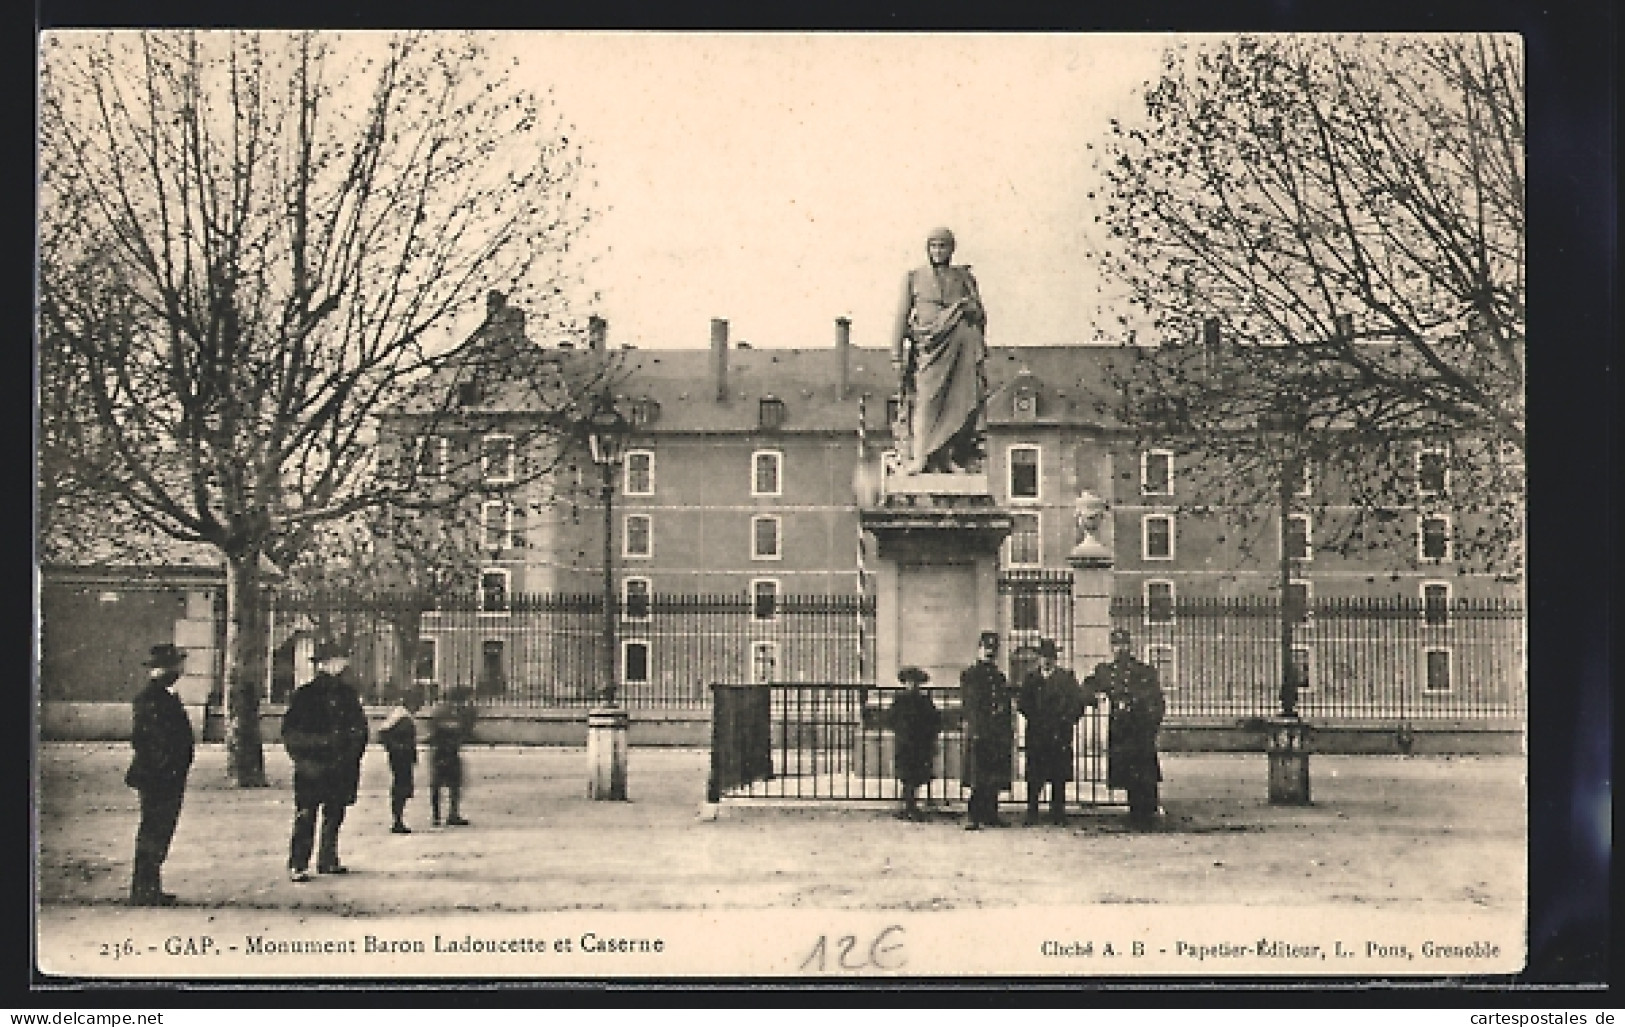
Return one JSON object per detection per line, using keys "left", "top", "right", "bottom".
{"left": 1036, "top": 638, "right": 1059, "bottom": 659}
{"left": 977, "top": 631, "right": 1000, "bottom": 651}
{"left": 142, "top": 643, "right": 187, "bottom": 669}
{"left": 897, "top": 666, "right": 930, "bottom": 685}
{"left": 312, "top": 639, "right": 352, "bottom": 661}
{"left": 1109, "top": 628, "right": 1133, "bottom": 646}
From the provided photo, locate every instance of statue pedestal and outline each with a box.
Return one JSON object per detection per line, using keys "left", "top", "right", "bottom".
{"left": 859, "top": 473, "right": 1011, "bottom": 690}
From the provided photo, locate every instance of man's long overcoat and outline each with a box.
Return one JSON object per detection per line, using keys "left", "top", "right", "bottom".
{"left": 282, "top": 671, "right": 369, "bottom": 807}
{"left": 959, "top": 659, "right": 1013, "bottom": 790}
{"left": 1018, "top": 666, "right": 1086, "bottom": 783}
{"left": 1084, "top": 656, "right": 1165, "bottom": 792}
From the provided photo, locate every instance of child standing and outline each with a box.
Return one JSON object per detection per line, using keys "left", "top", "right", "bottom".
{"left": 378, "top": 686, "right": 422, "bottom": 834}
{"left": 889, "top": 666, "right": 941, "bottom": 820}
{"left": 427, "top": 686, "right": 474, "bottom": 827}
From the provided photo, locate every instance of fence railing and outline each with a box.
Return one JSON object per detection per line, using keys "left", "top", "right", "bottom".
{"left": 1109, "top": 596, "right": 1526, "bottom": 722}
{"left": 265, "top": 590, "right": 874, "bottom": 710}
{"left": 709, "top": 682, "right": 1122, "bottom": 806}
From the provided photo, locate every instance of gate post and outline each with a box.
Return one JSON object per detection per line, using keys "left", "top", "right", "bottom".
{"left": 1068, "top": 490, "right": 1114, "bottom": 673}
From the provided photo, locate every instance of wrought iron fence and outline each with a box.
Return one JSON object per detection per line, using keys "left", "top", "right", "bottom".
{"left": 998, "top": 568, "right": 1075, "bottom": 679}
{"left": 265, "top": 589, "right": 874, "bottom": 709}
{"left": 709, "top": 682, "right": 1122, "bottom": 806}
{"left": 1109, "top": 596, "right": 1526, "bottom": 722}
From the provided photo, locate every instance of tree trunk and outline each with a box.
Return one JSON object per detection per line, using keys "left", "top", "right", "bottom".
{"left": 223, "top": 548, "right": 271, "bottom": 786}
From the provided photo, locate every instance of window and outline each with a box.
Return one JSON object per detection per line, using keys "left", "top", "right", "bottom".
{"left": 628, "top": 398, "right": 661, "bottom": 427}
{"left": 413, "top": 638, "right": 437, "bottom": 683}
{"left": 1145, "top": 580, "right": 1175, "bottom": 625}
{"left": 752, "top": 450, "right": 782, "bottom": 497}
{"left": 478, "top": 568, "right": 510, "bottom": 613}
{"left": 481, "top": 434, "right": 515, "bottom": 483}
{"left": 1423, "top": 648, "right": 1452, "bottom": 693}
{"left": 414, "top": 436, "right": 447, "bottom": 480}
{"left": 624, "top": 514, "right": 652, "bottom": 558}
{"left": 1142, "top": 514, "right": 1175, "bottom": 560}
{"left": 1292, "top": 458, "right": 1314, "bottom": 498}
{"left": 478, "top": 639, "right": 506, "bottom": 696}
{"left": 1006, "top": 512, "right": 1041, "bottom": 567}
{"left": 1419, "top": 515, "right": 1452, "bottom": 563}
{"left": 1008, "top": 446, "right": 1040, "bottom": 502}
{"left": 623, "top": 640, "right": 650, "bottom": 686}
{"left": 1285, "top": 513, "right": 1313, "bottom": 562}
{"left": 751, "top": 579, "right": 779, "bottom": 622}
{"left": 456, "top": 381, "right": 480, "bottom": 406}
{"left": 1290, "top": 646, "right": 1314, "bottom": 693}
{"left": 1286, "top": 579, "right": 1313, "bottom": 625}
{"left": 1012, "top": 594, "right": 1040, "bottom": 632}
{"left": 481, "top": 500, "right": 511, "bottom": 551}
{"left": 752, "top": 515, "right": 782, "bottom": 560}
{"left": 1417, "top": 445, "right": 1450, "bottom": 497}
{"left": 885, "top": 396, "right": 903, "bottom": 428}
{"left": 1422, "top": 581, "right": 1451, "bottom": 627}
{"left": 1141, "top": 449, "right": 1173, "bottom": 496}
{"left": 1147, "top": 644, "right": 1177, "bottom": 690}
{"left": 758, "top": 396, "right": 786, "bottom": 430}
{"left": 751, "top": 641, "right": 779, "bottom": 684}
{"left": 623, "top": 577, "right": 651, "bottom": 621}
{"left": 624, "top": 450, "right": 654, "bottom": 496}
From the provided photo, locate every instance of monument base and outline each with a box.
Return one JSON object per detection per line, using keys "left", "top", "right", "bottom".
{"left": 586, "top": 706, "right": 629, "bottom": 801}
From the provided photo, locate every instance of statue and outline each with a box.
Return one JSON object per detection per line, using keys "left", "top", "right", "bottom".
{"left": 891, "top": 227, "right": 988, "bottom": 474}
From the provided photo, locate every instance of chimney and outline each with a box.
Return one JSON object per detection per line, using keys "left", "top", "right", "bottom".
{"left": 835, "top": 316, "right": 852, "bottom": 399}
{"left": 710, "top": 318, "right": 729, "bottom": 402}
{"left": 587, "top": 315, "right": 607, "bottom": 352}
{"left": 486, "top": 290, "right": 507, "bottom": 318}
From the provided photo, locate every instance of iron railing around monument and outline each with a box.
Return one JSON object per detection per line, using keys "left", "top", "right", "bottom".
{"left": 1108, "top": 596, "right": 1526, "bottom": 722}
{"left": 266, "top": 589, "right": 875, "bottom": 710}
{"left": 709, "top": 681, "right": 1122, "bottom": 807}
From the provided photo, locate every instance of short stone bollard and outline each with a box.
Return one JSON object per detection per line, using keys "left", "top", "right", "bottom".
{"left": 587, "top": 706, "right": 630, "bottom": 801}
{"left": 1266, "top": 716, "right": 1311, "bottom": 805}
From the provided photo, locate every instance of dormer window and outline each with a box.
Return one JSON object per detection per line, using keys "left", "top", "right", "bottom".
{"left": 628, "top": 398, "right": 661, "bottom": 428}
{"left": 758, "top": 396, "right": 786, "bottom": 431}
{"left": 457, "top": 381, "right": 481, "bottom": 406}
{"left": 1012, "top": 387, "right": 1038, "bottom": 420}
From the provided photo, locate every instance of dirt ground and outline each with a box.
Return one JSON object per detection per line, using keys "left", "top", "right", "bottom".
{"left": 36, "top": 742, "right": 1524, "bottom": 916}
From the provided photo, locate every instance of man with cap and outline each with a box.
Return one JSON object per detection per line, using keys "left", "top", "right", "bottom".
{"left": 124, "top": 643, "right": 194, "bottom": 905}
{"left": 1085, "top": 628, "right": 1167, "bottom": 827}
{"left": 281, "top": 640, "right": 369, "bottom": 881}
{"left": 1017, "top": 638, "right": 1087, "bottom": 825}
{"left": 891, "top": 226, "right": 989, "bottom": 474}
{"left": 959, "top": 631, "right": 1013, "bottom": 829}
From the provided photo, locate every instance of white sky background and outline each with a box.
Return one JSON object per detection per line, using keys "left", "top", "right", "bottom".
{"left": 478, "top": 32, "right": 1168, "bottom": 352}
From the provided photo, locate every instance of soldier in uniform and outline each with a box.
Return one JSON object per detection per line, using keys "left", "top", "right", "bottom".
{"left": 959, "top": 631, "right": 1013, "bottom": 829}
{"left": 888, "top": 666, "right": 941, "bottom": 820}
{"left": 125, "top": 643, "right": 195, "bottom": 905}
{"left": 1085, "top": 628, "right": 1166, "bottom": 827}
{"left": 282, "top": 640, "right": 369, "bottom": 881}
{"left": 1017, "top": 638, "right": 1086, "bottom": 825}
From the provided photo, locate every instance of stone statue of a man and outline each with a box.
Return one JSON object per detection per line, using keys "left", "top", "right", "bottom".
{"left": 891, "top": 227, "right": 988, "bottom": 474}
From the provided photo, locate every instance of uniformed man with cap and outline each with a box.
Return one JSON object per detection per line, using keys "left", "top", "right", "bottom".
{"left": 282, "top": 639, "right": 369, "bottom": 881}
{"left": 891, "top": 226, "right": 988, "bottom": 474}
{"left": 1086, "top": 628, "right": 1166, "bottom": 826}
{"left": 959, "top": 631, "right": 1013, "bottom": 829}
{"left": 125, "top": 642, "right": 195, "bottom": 905}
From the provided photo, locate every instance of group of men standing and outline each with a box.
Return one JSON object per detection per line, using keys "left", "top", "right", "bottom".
{"left": 896, "top": 628, "right": 1166, "bottom": 831}
{"left": 123, "top": 639, "right": 475, "bottom": 904}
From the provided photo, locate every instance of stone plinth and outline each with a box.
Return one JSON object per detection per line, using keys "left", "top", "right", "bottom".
{"left": 1265, "top": 716, "right": 1312, "bottom": 805}
{"left": 586, "top": 706, "right": 630, "bottom": 800}
{"left": 859, "top": 472, "right": 1011, "bottom": 689}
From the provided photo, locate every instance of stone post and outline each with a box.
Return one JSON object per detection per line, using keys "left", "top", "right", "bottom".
{"left": 172, "top": 586, "right": 220, "bottom": 739}
{"left": 587, "top": 708, "right": 630, "bottom": 800}
{"left": 1266, "top": 718, "right": 1311, "bottom": 804}
{"left": 1067, "top": 490, "right": 1114, "bottom": 675}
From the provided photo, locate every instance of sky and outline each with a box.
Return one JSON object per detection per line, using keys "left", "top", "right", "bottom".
{"left": 476, "top": 32, "right": 1169, "bottom": 352}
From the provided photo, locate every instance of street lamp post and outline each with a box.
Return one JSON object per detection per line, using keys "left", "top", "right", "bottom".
{"left": 585, "top": 395, "right": 630, "bottom": 800}
{"left": 1261, "top": 399, "right": 1311, "bottom": 805}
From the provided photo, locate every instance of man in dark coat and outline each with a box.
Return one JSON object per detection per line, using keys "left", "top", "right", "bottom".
{"left": 125, "top": 643, "right": 195, "bottom": 905}
{"left": 889, "top": 666, "right": 941, "bottom": 820}
{"left": 282, "top": 640, "right": 369, "bottom": 880}
{"left": 959, "top": 631, "right": 1013, "bottom": 829}
{"left": 1085, "top": 628, "right": 1166, "bottom": 827}
{"left": 1018, "top": 638, "right": 1086, "bottom": 825}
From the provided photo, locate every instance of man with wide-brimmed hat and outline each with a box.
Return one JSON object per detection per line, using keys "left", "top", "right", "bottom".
{"left": 281, "top": 639, "right": 369, "bottom": 881}
{"left": 124, "top": 643, "right": 195, "bottom": 905}
{"left": 1086, "top": 628, "right": 1166, "bottom": 827}
{"left": 1017, "top": 638, "right": 1087, "bottom": 825}
{"left": 959, "top": 631, "right": 1013, "bottom": 829}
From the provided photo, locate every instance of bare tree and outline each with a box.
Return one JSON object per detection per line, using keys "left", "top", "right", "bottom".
{"left": 1095, "top": 34, "right": 1525, "bottom": 576}
{"left": 37, "top": 30, "right": 600, "bottom": 784}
